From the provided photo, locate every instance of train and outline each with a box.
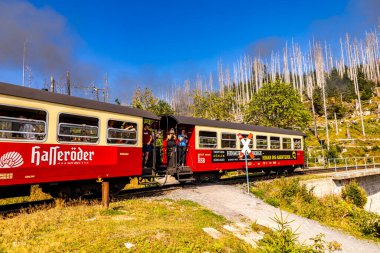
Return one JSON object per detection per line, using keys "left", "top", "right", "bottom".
{"left": 0, "top": 82, "right": 306, "bottom": 199}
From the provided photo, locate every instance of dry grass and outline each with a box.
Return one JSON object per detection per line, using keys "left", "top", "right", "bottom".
{"left": 0, "top": 198, "right": 256, "bottom": 253}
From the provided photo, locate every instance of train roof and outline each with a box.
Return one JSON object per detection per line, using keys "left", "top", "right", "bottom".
{"left": 0, "top": 82, "right": 160, "bottom": 120}
{"left": 165, "top": 115, "right": 307, "bottom": 137}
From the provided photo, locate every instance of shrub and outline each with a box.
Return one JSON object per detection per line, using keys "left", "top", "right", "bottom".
{"left": 257, "top": 212, "right": 341, "bottom": 253}
{"left": 327, "top": 146, "right": 340, "bottom": 159}
{"left": 341, "top": 181, "right": 367, "bottom": 208}
{"left": 358, "top": 212, "right": 380, "bottom": 237}
{"left": 251, "top": 187, "right": 265, "bottom": 199}
{"left": 265, "top": 197, "right": 280, "bottom": 207}
{"left": 279, "top": 178, "right": 301, "bottom": 202}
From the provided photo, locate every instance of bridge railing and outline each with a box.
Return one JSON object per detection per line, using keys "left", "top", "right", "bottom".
{"left": 305, "top": 156, "right": 380, "bottom": 173}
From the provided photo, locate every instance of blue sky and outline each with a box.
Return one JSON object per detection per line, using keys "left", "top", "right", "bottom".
{"left": 0, "top": 0, "right": 378, "bottom": 102}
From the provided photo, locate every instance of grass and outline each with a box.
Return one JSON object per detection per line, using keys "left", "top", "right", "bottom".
{"left": 0, "top": 199, "right": 257, "bottom": 253}
{"left": 0, "top": 185, "right": 51, "bottom": 205}
{"left": 250, "top": 177, "right": 380, "bottom": 242}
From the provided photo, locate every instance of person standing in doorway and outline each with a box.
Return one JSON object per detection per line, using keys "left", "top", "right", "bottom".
{"left": 166, "top": 128, "right": 177, "bottom": 168}
{"left": 143, "top": 123, "right": 153, "bottom": 167}
{"left": 178, "top": 129, "right": 188, "bottom": 166}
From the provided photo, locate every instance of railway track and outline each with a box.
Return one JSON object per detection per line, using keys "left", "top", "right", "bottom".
{"left": 1, "top": 165, "right": 377, "bottom": 216}
{"left": 0, "top": 199, "right": 55, "bottom": 215}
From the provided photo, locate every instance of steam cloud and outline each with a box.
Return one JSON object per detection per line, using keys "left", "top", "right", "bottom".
{"left": 0, "top": 0, "right": 100, "bottom": 87}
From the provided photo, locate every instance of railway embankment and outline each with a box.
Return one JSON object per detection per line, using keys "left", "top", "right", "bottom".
{"left": 304, "top": 168, "right": 380, "bottom": 214}
{"left": 161, "top": 182, "right": 380, "bottom": 253}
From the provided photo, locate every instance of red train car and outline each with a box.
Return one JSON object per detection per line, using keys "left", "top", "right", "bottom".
{"left": 0, "top": 82, "right": 159, "bottom": 198}
{"left": 159, "top": 115, "right": 306, "bottom": 181}
{"left": 0, "top": 81, "right": 306, "bottom": 199}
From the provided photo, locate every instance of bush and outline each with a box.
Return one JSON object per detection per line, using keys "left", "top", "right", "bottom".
{"left": 265, "top": 197, "right": 280, "bottom": 207}
{"left": 327, "top": 146, "right": 340, "bottom": 159}
{"left": 253, "top": 177, "right": 380, "bottom": 241}
{"left": 357, "top": 211, "right": 380, "bottom": 237}
{"left": 341, "top": 181, "right": 367, "bottom": 208}
{"left": 251, "top": 188, "right": 265, "bottom": 199}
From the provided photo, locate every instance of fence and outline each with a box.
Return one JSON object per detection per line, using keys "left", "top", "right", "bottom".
{"left": 306, "top": 156, "right": 380, "bottom": 173}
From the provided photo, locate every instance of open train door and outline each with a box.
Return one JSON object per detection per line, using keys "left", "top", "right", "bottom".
{"left": 159, "top": 115, "right": 195, "bottom": 183}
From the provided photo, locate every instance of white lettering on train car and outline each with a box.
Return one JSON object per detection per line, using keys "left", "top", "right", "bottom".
{"left": 197, "top": 153, "right": 206, "bottom": 163}
{"left": 31, "top": 146, "right": 95, "bottom": 166}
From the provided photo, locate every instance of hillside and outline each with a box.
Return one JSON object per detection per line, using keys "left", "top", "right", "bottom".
{"left": 305, "top": 92, "right": 380, "bottom": 163}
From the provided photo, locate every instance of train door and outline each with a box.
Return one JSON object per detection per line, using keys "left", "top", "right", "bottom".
{"left": 159, "top": 116, "right": 178, "bottom": 170}
{"left": 141, "top": 119, "right": 159, "bottom": 176}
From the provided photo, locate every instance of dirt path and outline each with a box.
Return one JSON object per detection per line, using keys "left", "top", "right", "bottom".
{"left": 160, "top": 184, "right": 380, "bottom": 253}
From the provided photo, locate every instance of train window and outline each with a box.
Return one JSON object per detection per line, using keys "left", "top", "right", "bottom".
{"left": 199, "top": 131, "right": 217, "bottom": 148}
{"left": 221, "top": 133, "right": 236, "bottom": 148}
{"left": 0, "top": 104, "right": 47, "bottom": 141}
{"left": 256, "top": 135, "right": 268, "bottom": 149}
{"left": 240, "top": 134, "right": 254, "bottom": 149}
{"left": 294, "top": 138, "right": 302, "bottom": 150}
{"left": 58, "top": 114, "right": 99, "bottom": 143}
{"left": 107, "top": 120, "right": 137, "bottom": 145}
{"left": 282, "top": 137, "right": 292, "bottom": 149}
{"left": 270, "top": 137, "right": 280, "bottom": 149}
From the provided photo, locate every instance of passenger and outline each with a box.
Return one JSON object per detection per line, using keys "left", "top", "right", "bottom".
{"left": 162, "top": 131, "right": 168, "bottom": 165}
{"left": 166, "top": 128, "right": 177, "bottom": 168}
{"left": 71, "top": 125, "right": 83, "bottom": 142}
{"left": 108, "top": 120, "right": 118, "bottom": 143}
{"left": 177, "top": 129, "right": 188, "bottom": 166}
{"left": 154, "top": 130, "right": 163, "bottom": 164}
{"left": 142, "top": 123, "right": 153, "bottom": 167}
{"left": 108, "top": 120, "right": 115, "bottom": 128}
{"left": 0, "top": 118, "right": 12, "bottom": 139}
{"left": 34, "top": 122, "right": 45, "bottom": 140}
{"left": 123, "top": 123, "right": 136, "bottom": 144}
{"left": 19, "top": 116, "right": 36, "bottom": 140}
{"left": 11, "top": 116, "right": 23, "bottom": 138}
{"left": 125, "top": 123, "right": 136, "bottom": 131}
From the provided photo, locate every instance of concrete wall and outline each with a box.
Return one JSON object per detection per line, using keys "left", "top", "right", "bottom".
{"left": 304, "top": 173, "right": 380, "bottom": 214}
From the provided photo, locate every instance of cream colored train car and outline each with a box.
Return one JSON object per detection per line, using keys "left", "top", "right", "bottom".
{"left": 159, "top": 115, "right": 306, "bottom": 181}
{"left": 0, "top": 82, "right": 159, "bottom": 198}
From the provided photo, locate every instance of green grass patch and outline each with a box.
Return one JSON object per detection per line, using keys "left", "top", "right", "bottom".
{"left": 99, "top": 208, "right": 127, "bottom": 216}
{"left": 251, "top": 177, "right": 380, "bottom": 242}
{"left": 264, "top": 197, "right": 280, "bottom": 207}
{"left": 0, "top": 199, "right": 256, "bottom": 253}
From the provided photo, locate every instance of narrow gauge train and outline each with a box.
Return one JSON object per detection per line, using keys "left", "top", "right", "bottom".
{"left": 160, "top": 115, "right": 305, "bottom": 182}
{"left": 0, "top": 82, "right": 305, "bottom": 199}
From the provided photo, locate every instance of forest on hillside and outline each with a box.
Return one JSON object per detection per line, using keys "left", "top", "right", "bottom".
{"left": 130, "top": 29, "right": 380, "bottom": 161}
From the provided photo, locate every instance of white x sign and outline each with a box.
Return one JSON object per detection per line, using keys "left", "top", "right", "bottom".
{"left": 237, "top": 133, "right": 255, "bottom": 159}
{"left": 240, "top": 138, "right": 252, "bottom": 154}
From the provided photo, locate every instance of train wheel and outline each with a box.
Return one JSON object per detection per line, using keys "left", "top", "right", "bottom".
{"left": 286, "top": 168, "right": 295, "bottom": 174}
{"left": 212, "top": 172, "right": 222, "bottom": 182}
{"left": 276, "top": 168, "right": 288, "bottom": 177}
{"left": 263, "top": 169, "right": 271, "bottom": 178}
{"left": 193, "top": 174, "right": 202, "bottom": 184}
{"left": 109, "top": 178, "right": 130, "bottom": 196}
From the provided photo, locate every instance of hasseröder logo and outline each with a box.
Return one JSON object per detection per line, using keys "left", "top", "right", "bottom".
{"left": 0, "top": 151, "right": 24, "bottom": 168}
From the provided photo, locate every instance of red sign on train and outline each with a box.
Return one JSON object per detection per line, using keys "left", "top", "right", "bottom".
{"left": 0, "top": 143, "right": 118, "bottom": 169}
